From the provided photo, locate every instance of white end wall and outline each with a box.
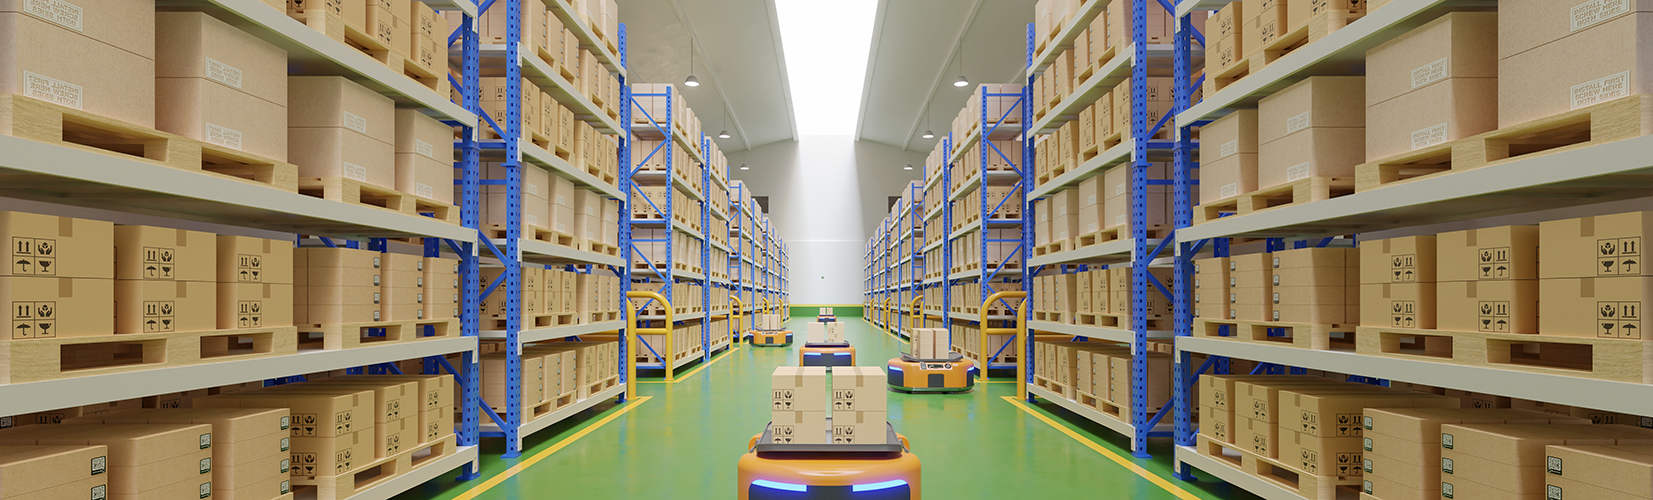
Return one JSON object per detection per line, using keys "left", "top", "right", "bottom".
{"left": 726, "top": 136, "right": 924, "bottom": 304}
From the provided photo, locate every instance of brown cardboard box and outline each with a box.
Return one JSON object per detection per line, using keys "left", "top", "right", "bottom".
{"left": 1540, "top": 211, "right": 1653, "bottom": 280}
{"left": 114, "top": 279, "right": 215, "bottom": 334}
{"left": 1257, "top": 76, "right": 1365, "bottom": 185}
{"left": 2, "top": 276, "right": 114, "bottom": 338}
{"left": 0, "top": 445, "right": 109, "bottom": 498}
{"left": 1497, "top": 4, "right": 1653, "bottom": 128}
{"left": 218, "top": 236, "right": 294, "bottom": 285}
{"left": 1201, "top": 109, "right": 1259, "bottom": 162}
{"left": 1201, "top": 152, "right": 1258, "bottom": 203}
{"left": 1233, "top": 379, "right": 1354, "bottom": 423}
{"left": 1366, "top": 76, "right": 1498, "bottom": 162}
{"left": 0, "top": 212, "right": 114, "bottom": 280}
{"left": 1205, "top": 406, "right": 1234, "bottom": 443}
{"left": 481, "top": 353, "right": 544, "bottom": 407}
{"left": 1363, "top": 12, "right": 1497, "bottom": 161}
{"left": 1258, "top": 126, "right": 1366, "bottom": 189}
{"left": 0, "top": 6, "right": 156, "bottom": 128}
{"left": 194, "top": 391, "right": 371, "bottom": 438}
{"left": 1540, "top": 276, "right": 1652, "bottom": 338}
{"left": 1438, "top": 225, "right": 1539, "bottom": 282}
{"left": 1545, "top": 475, "right": 1648, "bottom": 500}
{"left": 1437, "top": 279, "right": 1538, "bottom": 333}
{"left": 1282, "top": 391, "right": 1458, "bottom": 438}
{"left": 394, "top": 110, "right": 454, "bottom": 203}
{"left": 294, "top": 380, "right": 418, "bottom": 423}
{"left": 831, "top": 411, "right": 886, "bottom": 445}
{"left": 772, "top": 366, "right": 826, "bottom": 412}
{"left": 1359, "top": 236, "right": 1436, "bottom": 284}
{"left": 216, "top": 282, "right": 292, "bottom": 329}
{"left": 1279, "top": 428, "right": 1364, "bottom": 476}
{"left": 1439, "top": 423, "right": 1653, "bottom": 466}
{"left": 288, "top": 429, "right": 373, "bottom": 476}
{"left": 1442, "top": 448, "right": 1549, "bottom": 494}
{"left": 155, "top": 12, "right": 289, "bottom": 161}
{"left": 1237, "top": 415, "right": 1276, "bottom": 456}
{"left": 1360, "top": 471, "right": 1433, "bottom": 500}
{"left": 351, "top": 374, "right": 454, "bottom": 412}
{"left": 114, "top": 226, "right": 215, "bottom": 282}
{"left": 1358, "top": 282, "right": 1435, "bottom": 329}
{"left": 770, "top": 411, "right": 826, "bottom": 444}
{"left": 288, "top": 76, "right": 396, "bottom": 188}
{"left": 1545, "top": 445, "right": 1653, "bottom": 499}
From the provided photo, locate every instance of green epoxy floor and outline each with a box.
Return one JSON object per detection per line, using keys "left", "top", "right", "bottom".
{"left": 395, "top": 318, "right": 1260, "bottom": 499}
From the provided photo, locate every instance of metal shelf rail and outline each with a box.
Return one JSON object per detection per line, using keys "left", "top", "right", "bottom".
{"left": 1018, "top": 0, "right": 1185, "bottom": 458}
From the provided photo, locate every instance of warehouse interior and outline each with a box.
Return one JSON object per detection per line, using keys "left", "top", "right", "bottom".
{"left": 3, "top": 0, "right": 1652, "bottom": 499}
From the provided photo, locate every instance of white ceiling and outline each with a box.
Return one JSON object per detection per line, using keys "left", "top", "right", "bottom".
{"left": 619, "top": 0, "right": 1031, "bottom": 154}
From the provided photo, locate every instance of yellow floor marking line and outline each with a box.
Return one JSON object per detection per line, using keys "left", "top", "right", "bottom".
{"left": 1001, "top": 396, "right": 1203, "bottom": 500}
{"left": 452, "top": 396, "right": 653, "bottom": 500}
{"left": 638, "top": 346, "right": 740, "bottom": 384}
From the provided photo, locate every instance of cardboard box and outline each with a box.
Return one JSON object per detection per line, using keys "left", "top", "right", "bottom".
{"left": 769, "top": 411, "right": 826, "bottom": 444}
{"left": 1, "top": 5, "right": 156, "bottom": 128}
{"left": 0, "top": 444, "right": 109, "bottom": 498}
{"left": 155, "top": 12, "right": 289, "bottom": 161}
{"left": 1233, "top": 379, "right": 1354, "bottom": 422}
{"left": 1205, "top": 406, "right": 1234, "bottom": 443}
{"left": 1359, "top": 236, "right": 1436, "bottom": 284}
{"left": 1545, "top": 445, "right": 1653, "bottom": 499}
{"left": 1540, "top": 211, "right": 1653, "bottom": 280}
{"left": 1497, "top": 4, "right": 1653, "bottom": 128}
{"left": 216, "top": 283, "right": 292, "bottom": 329}
{"left": 1437, "top": 279, "right": 1538, "bottom": 333}
{"left": 194, "top": 391, "right": 371, "bottom": 438}
{"left": 1282, "top": 391, "right": 1459, "bottom": 438}
{"left": 1539, "top": 276, "right": 1653, "bottom": 338}
{"left": 1363, "top": 12, "right": 1497, "bottom": 160}
{"left": 831, "top": 411, "right": 886, "bottom": 444}
{"left": 1256, "top": 76, "right": 1365, "bottom": 187}
{"left": 393, "top": 110, "right": 454, "bottom": 203}
{"left": 0, "top": 212, "right": 115, "bottom": 280}
{"left": 771, "top": 367, "right": 826, "bottom": 412}
{"left": 218, "top": 236, "right": 295, "bottom": 285}
{"left": 1279, "top": 427, "right": 1365, "bottom": 476}
{"left": 1358, "top": 282, "right": 1436, "bottom": 329}
{"left": 287, "top": 76, "right": 396, "bottom": 189}
{"left": 832, "top": 366, "right": 886, "bottom": 412}
{"left": 2, "top": 276, "right": 114, "bottom": 338}
{"left": 293, "top": 380, "right": 418, "bottom": 424}
{"left": 114, "top": 279, "right": 215, "bottom": 334}
{"left": 114, "top": 226, "right": 215, "bottom": 282}
{"left": 288, "top": 429, "right": 373, "bottom": 476}
{"left": 1236, "top": 415, "right": 1276, "bottom": 456}
{"left": 1437, "top": 225, "right": 1539, "bottom": 282}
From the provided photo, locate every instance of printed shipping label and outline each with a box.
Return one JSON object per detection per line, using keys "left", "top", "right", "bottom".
{"left": 1411, "top": 123, "right": 1449, "bottom": 150}
{"left": 1412, "top": 57, "right": 1449, "bottom": 89}
{"left": 343, "top": 162, "right": 368, "bottom": 182}
{"left": 24, "top": 0, "right": 83, "bottom": 31}
{"left": 24, "top": 72, "right": 82, "bottom": 110}
{"left": 1116, "top": 183, "right": 1126, "bottom": 196}
{"left": 1220, "top": 183, "right": 1238, "bottom": 198}
{"left": 343, "top": 111, "right": 369, "bottom": 135}
{"left": 205, "top": 123, "right": 244, "bottom": 151}
{"left": 205, "top": 58, "right": 243, "bottom": 90}
{"left": 1219, "top": 140, "right": 1238, "bottom": 158}
{"left": 1286, "top": 111, "right": 1312, "bottom": 135}
{"left": 1572, "top": 0, "right": 1631, "bottom": 33}
{"left": 1572, "top": 71, "right": 1631, "bottom": 110}
{"left": 416, "top": 183, "right": 434, "bottom": 198}
{"left": 416, "top": 139, "right": 434, "bottom": 158}
{"left": 1286, "top": 162, "right": 1310, "bottom": 182}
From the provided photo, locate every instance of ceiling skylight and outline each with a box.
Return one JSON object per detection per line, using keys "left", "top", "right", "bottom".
{"left": 774, "top": 0, "right": 877, "bottom": 136}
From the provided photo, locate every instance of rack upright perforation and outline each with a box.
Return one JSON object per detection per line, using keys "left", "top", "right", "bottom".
{"left": 1166, "top": 0, "right": 1653, "bottom": 493}
{"left": 470, "top": 0, "right": 629, "bottom": 458}
{"left": 2, "top": 0, "right": 490, "bottom": 489}
{"left": 1019, "top": 0, "right": 1192, "bottom": 457}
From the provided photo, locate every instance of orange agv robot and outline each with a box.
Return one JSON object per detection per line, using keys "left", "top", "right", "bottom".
{"left": 737, "top": 422, "right": 920, "bottom": 499}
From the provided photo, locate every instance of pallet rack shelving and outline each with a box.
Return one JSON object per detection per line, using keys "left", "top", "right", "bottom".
{"left": 1162, "top": 0, "right": 1653, "bottom": 492}
{"left": 728, "top": 181, "right": 787, "bottom": 320}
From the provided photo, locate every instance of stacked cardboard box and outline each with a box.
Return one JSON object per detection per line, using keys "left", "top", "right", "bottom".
{"left": 156, "top": 12, "right": 288, "bottom": 162}
{"left": 1359, "top": 236, "right": 1436, "bottom": 329}
{"left": 1200, "top": 110, "right": 1258, "bottom": 204}
{"left": 1257, "top": 77, "right": 1365, "bottom": 190}
{"left": 379, "top": 253, "right": 423, "bottom": 321}
{"left": 1192, "top": 257, "right": 1231, "bottom": 320}
{"left": 478, "top": 76, "right": 540, "bottom": 142}
{"left": 349, "top": 374, "right": 454, "bottom": 444}
{"left": 196, "top": 389, "right": 375, "bottom": 478}
{"left": 1202, "top": 375, "right": 1331, "bottom": 445}
{"left": 1112, "top": 77, "right": 1176, "bottom": 142}
{"left": 1103, "top": 162, "right": 1172, "bottom": 232}
{"left": 289, "top": 76, "right": 396, "bottom": 190}
{"left": 1434, "top": 226, "right": 1539, "bottom": 334}
{"left": 0, "top": 423, "right": 214, "bottom": 499}
{"left": 296, "top": 247, "right": 382, "bottom": 324}
{"left": 1206, "top": 2, "right": 1243, "bottom": 75}
{"left": 408, "top": 3, "right": 449, "bottom": 78}
{"left": 424, "top": 257, "right": 460, "bottom": 320}
{"left": 1361, "top": 408, "right": 1587, "bottom": 500}
{"left": 1, "top": 212, "right": 115, "bottom": 339}
{"left": 1076, "top": 175, "right": 1107, "bottom": 237}
{"left": 907, "top": 328, "right": 948, "bottom": 359}
{"left": 480, "top": 266, "right": 542, "bottom": 320}
{"left": 1439, "top": 424, "right": 1653, "bottom": 499}
{"left": 1, "top": 0, "right": 155, "bottom": 128}
{"left": 1497, "top": 0, "right": 1653, "bottom": 129}
{"left": 285, "top": 379, "right": 421, "bottom": 459}
{"left": 66, "top": 408, "right": 293, "bottom": 500}
{"left": 113, "top": 226, "right": 216, "bottom": 334}
{"left": 1275, "top": 387, "right": 1459, "bottom": 476}
{"left": 480, "top": 351, "right": 544, "bottom": 413}
{"left": 216, "top": 236, "right": 295, "bottom": 331}
{"left": 1108, "top": 265, "right": 1172, "bottom": 319}
{"left": 1364, "top": 12, "right": 1498, "bottom": 163}
{"left": 394, "top": 110, "right": 454, "bottom": 203}
{"left": 1270, "top": 247, "right": 1359, "bottom": 324}
{"left": 474, "top": 161, "right": 551, "bottom": 235}
{"left": 770, "top": 367, "right": 827, "bottom": 444}
{"left": 0, "top": 444, "right": 111, "bottom": 499}
{"left": 831, "top": 367, "right": 886, "bottom": 444}
{"left": 1545, "top": 444, "right": 1653, "bottom": 500}
{"left": 1540, "top": 212, "right": 1653, "bottom": 338}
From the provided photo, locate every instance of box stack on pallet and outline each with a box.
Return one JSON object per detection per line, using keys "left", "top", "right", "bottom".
{"left": 768, "top": 367, "right": 887, "bottom": 445}
{"left": 1032, "top": 339, "right": 1171, "bottom": 423}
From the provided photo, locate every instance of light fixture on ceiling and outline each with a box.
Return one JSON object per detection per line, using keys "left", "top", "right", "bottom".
{"left": 922, "top": 130, "right": 935, "bottom": 139}
{"left": 920, "top": 103, "right": 935, "bottom": 139}
{"left": 953, "top": 75, "right": 969, "bottom": 87}
{"left": 903, "top": 163, "right": 913, "bottom": 170}
{"left": 717, "top": 103, "right": 732, "bottom": 139}
{"left": 718, "top": 130, "right": 731, "bottom": 139}
{"left": 684, "top": 39, "right": 701, "bottom": 87}
{"left": 952, "top": 42, "right": 969, "bottom": 87}
{"left": 739, "top": 163, "right": 750, "bottom": 170}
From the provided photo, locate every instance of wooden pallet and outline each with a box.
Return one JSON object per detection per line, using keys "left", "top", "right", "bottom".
{"left": 1208, "top": 9, "right": 1363, "bottom": 95}
{"left": 1076, "top": 224, "right": 1171, "bottom": 247}
{"left": 1034, "top": 239, "right": 1074, "bottom": 257}
{"left": 578, "top": 375, "right": 620, "bottom": 399}
{"left": 532, "top": 46, "right": 575, "bottom": 81}
{"left": 1355, "top": 94, "right": 1653, "bottom": 192}
{"left": 1193, "top": 319, "right": 1358, "bottom": 351}
{"left": 0, "top": 326, "right": 298, "bottom": 384}
{"left": 290, "top": 433, "right": 459, "bottom": 500}
{"left": 296, "top": 318, "right": 460, "bottom": 350}
{"left": 1076, "top": 390, "right": 1165, "bottom": 422}
{"left": 1033, "top": 311, "right": 1069, "bottom": 324}
{"left": 1076, "top": 312, "right": 1168, "bottom": 331}
{"left": 1194, "top": 177, "right": 1356, "bottom": 225}
{"left": 587, "top": 311, "right": 620, "bottom": 324}
{"left": 1033, "top": 375, "right": 1074, "bottom": 399}
{"left": 298, "top": 177, "right": 462, "bottom": 224}
{"left": 0, "top": 95, "right": 299, "bottom": 191}
{"left": 483, "top": 312, "right": 578, "bottom": 331}
{"left": 483, "top": 223, "right": 575, "bottom": 247}
{"left": 1196, "top": 434, "right": 1364, "bottom": 500}
{"left": 1355, "top": 326, "right": 1653, "bottom": 384}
